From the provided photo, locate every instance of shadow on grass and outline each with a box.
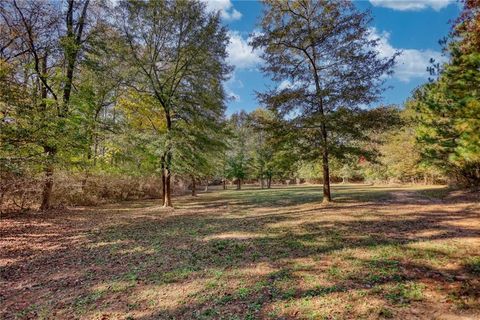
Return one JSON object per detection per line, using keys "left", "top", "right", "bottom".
{"left": 148, "top": 258, "right": 479, "bottom": 319}
{"left": 1, "top": 184, "right": 479, "bottom": 319}
{"left": 190, "top": 184, "right": 451, "bottom": 211}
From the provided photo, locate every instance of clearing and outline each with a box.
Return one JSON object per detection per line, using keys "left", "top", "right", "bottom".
{"left": 1, "top": 184, "right": 479, "bottom": 319}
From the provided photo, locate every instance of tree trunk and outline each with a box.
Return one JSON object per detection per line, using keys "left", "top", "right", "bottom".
{"left": 307, "top": 20, "right": 332, "bottom": 203}
{"left": 161, "top": 156, "right": 166, "bottom": 205}
{"left": 204, "top": 180, "right": 208, "bottom": 192}
{"left": 317, "top": 90, "right": 331, "bottom": 203}
{"left": 191, "top": 176, "right": 196, "bottom": 196}
{"left": 39, "top": 54, "right": 55, "bottom": 211}
{"left": 163, "top": 150, "right": 172, "bottom": 207}
{"left": 223, "top": 179, "right": 227, "bottom": 190}
{"left": 163, "top": 110, "right": 173, "bottom": 207}
{"left": 93, "top": 135, "right": 98, "bottom": 166}
{"left": 62, "top": 0, "right": 89, "bottom": 114}
{"left": 261, "top": 178, "right": 265, "bottom": 189}
{"left": 317, "top": 93, "right": 331, "bottom": 202}
{"left": 236, "top": 179, "right": 241, "bottom": 190}
{"left": 267, "top": 176, "right": 272, "bottom": 189}
{"left": 40, "top": 146, "right": 56, "bottom": 211}
{"left": 164, "top": 167, "right": 172, "bottom": 207}
{"left": 322, "top": 143, "right": 332, "bottom": 203}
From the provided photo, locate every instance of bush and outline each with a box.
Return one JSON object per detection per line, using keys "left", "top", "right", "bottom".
{"left": 0, "top": 171, "right": 189, "bottom": 213}
{"left": 0, "top": 172, "right": 42, "bottom": 213}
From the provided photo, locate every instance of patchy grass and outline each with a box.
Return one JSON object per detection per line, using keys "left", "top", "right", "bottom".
{"left": 1, "top": 184, "right": 479, "bottom": 319}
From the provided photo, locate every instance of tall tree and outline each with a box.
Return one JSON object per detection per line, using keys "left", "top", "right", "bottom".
{"left": 251, "top": 0, "right": 396, "bottom": 202}
{"left": 117, "top": 0, "right": 230, "bottom": 207}
{"left": 411, "top": 0, "right": 480, "bottom": 187}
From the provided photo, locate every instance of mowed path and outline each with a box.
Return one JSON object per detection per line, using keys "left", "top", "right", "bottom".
{"left": 1, "top": 184, "right": 479, "bottom": 320}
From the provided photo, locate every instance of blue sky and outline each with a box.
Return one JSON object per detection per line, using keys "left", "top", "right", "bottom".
{"left": 205, "top": 0, "right": 461, "bottom": 114}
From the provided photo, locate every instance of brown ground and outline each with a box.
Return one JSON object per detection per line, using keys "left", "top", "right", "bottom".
{"left": 1, "top": 184, "right": 479, "bottom": 320}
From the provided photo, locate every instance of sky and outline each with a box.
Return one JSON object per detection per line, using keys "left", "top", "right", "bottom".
{"left": 204, "top": 0, "right": 461, "bottom": 115}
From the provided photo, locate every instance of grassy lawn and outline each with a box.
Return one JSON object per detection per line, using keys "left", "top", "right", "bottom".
{"left": 1, "top": 184, "right": 479, "bottom": 319}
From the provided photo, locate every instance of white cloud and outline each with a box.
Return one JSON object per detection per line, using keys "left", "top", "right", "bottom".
{"left": 227, "top": 91, "right": 241, "bottom": 102}
{"left": 204, "top": 0, "right": 242, "bottom": 21}
{"left": 227, "top": 31, "right": 262, "bottom": 70}
{"left": 277, "top": 79, "right": 308, "bottom": 91}
{"left": 223, "top": 30, "right": 262, "bottom": 104}
{"left": 369, "top": 0, "right": 454, "bottom": 11}
{"left": 278, "top": 80, "right": 293, "bottom": 90}
{"left": 226, "top": 73, "right": 244, "bottom": 89}
{"left": 371, "top": 28, "right": 445, "bottom": 82}
{"left": 225, "top": 73, "right": 243, "bottom": 102}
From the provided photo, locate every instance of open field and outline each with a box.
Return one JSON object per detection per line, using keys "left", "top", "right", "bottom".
{"left": 1, "top": 184, "right": 480, "bottom": 320}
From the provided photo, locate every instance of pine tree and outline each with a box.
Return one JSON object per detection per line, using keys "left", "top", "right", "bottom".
{"left": 412, "top": 0, "right": 480, "bottom": 187}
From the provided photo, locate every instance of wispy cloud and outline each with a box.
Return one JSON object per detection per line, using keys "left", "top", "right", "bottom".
{"left": 223, "top": 30, "right": 263, "bottom": 104}
{"left": 369, "top": 0, "right": 454, "bottom": 11}
{"left": 225, "top": 73, "right": 243, "bottom": 102}
{"left": 371, "top": 28, "right": 445, "bottom": 82}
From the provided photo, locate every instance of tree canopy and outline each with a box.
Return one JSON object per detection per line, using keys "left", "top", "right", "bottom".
{"left": 0, "top": 0, "right": 478, "bottom": 213}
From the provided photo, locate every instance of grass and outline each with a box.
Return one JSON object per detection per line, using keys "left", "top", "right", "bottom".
{"left": 1, "top": 183, "right": 479, "bottom": 319}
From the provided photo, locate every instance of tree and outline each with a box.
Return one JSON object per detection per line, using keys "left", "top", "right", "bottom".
{"left": 72, "top": 23, "right": 126, "bottom": 185}
{"left": 225, "top": 112, "right": 253, "bottom": 190}
{"left": 117, "top": 0, "right": 231, "bottom": 206}
{"left": 411, "top": 0, "right": 480, "bottom": 187}
{"left": 374, "top": 125, "right": 442, "bottom": 184}
{"left": 249, "top": 108, "right": 274, "bottom": 188}
{"left": 455, "top": 0, "right": 480, "bottom": 52}
{"left": 251, "top": 0, "right": 396, "bottom": 202}
{"left": 338, "top": 162, "right": 358, "bottom": 184}
{"left": 226, "top": 154, "right": 249, "bottom": 190}
{"left": 173, "top": 116, "right": 229, "bottom": 196}
{"left": 0, "top": 0, "right": 94, "bottom": 210}
{"left": 249, "top": 108, "right": 298, "bottom": 188}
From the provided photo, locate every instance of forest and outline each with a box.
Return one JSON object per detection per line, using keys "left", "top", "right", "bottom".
{"left": 1, "top": 0, "right": 479, "bottom": 319}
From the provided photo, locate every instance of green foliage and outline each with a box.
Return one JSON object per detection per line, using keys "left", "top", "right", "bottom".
{"left": 249, "top": 108, "right": 297, "bottom": 185}
{"left": 2, "top": 0, "right": 478, "bottom": 212}
{"left": 0, "top": 0, "right": 231, "bottom": 210}
{"left": 360, "top": 122, "right": 444, "bottom": 184}
{"left": 118, "top": 0, "right": 231, "bottom": 204}
{"left": 225, "top": 112, "right": 253, "bottom": 186}
{"left": 409, "top": 8, "right": 480, "bottom": 186}
{"left": 251, "top": 0, "right": 397, "bottom": 200}
{"left": 224, "top": 109, "right": 298, "bottom": 188}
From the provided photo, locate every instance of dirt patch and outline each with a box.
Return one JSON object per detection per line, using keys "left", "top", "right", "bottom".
{"left": 389, "top": 190, "right": 444, "bottom": 204}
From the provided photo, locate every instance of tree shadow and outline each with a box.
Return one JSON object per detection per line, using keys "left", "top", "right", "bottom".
{"left": 145, "top": 256, "right": 480, "bottom": 319}
{"left": 1, "top": 185, "right": 479, "bottom": 319}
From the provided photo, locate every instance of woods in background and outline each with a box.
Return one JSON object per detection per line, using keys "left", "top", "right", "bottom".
{"left": 1, "top": 0, "right": 479, "bottom": 213}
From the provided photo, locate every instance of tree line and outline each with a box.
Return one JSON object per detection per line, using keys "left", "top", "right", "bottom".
{"left": 1, "top": 0, "right": 478, "bottom": 212}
